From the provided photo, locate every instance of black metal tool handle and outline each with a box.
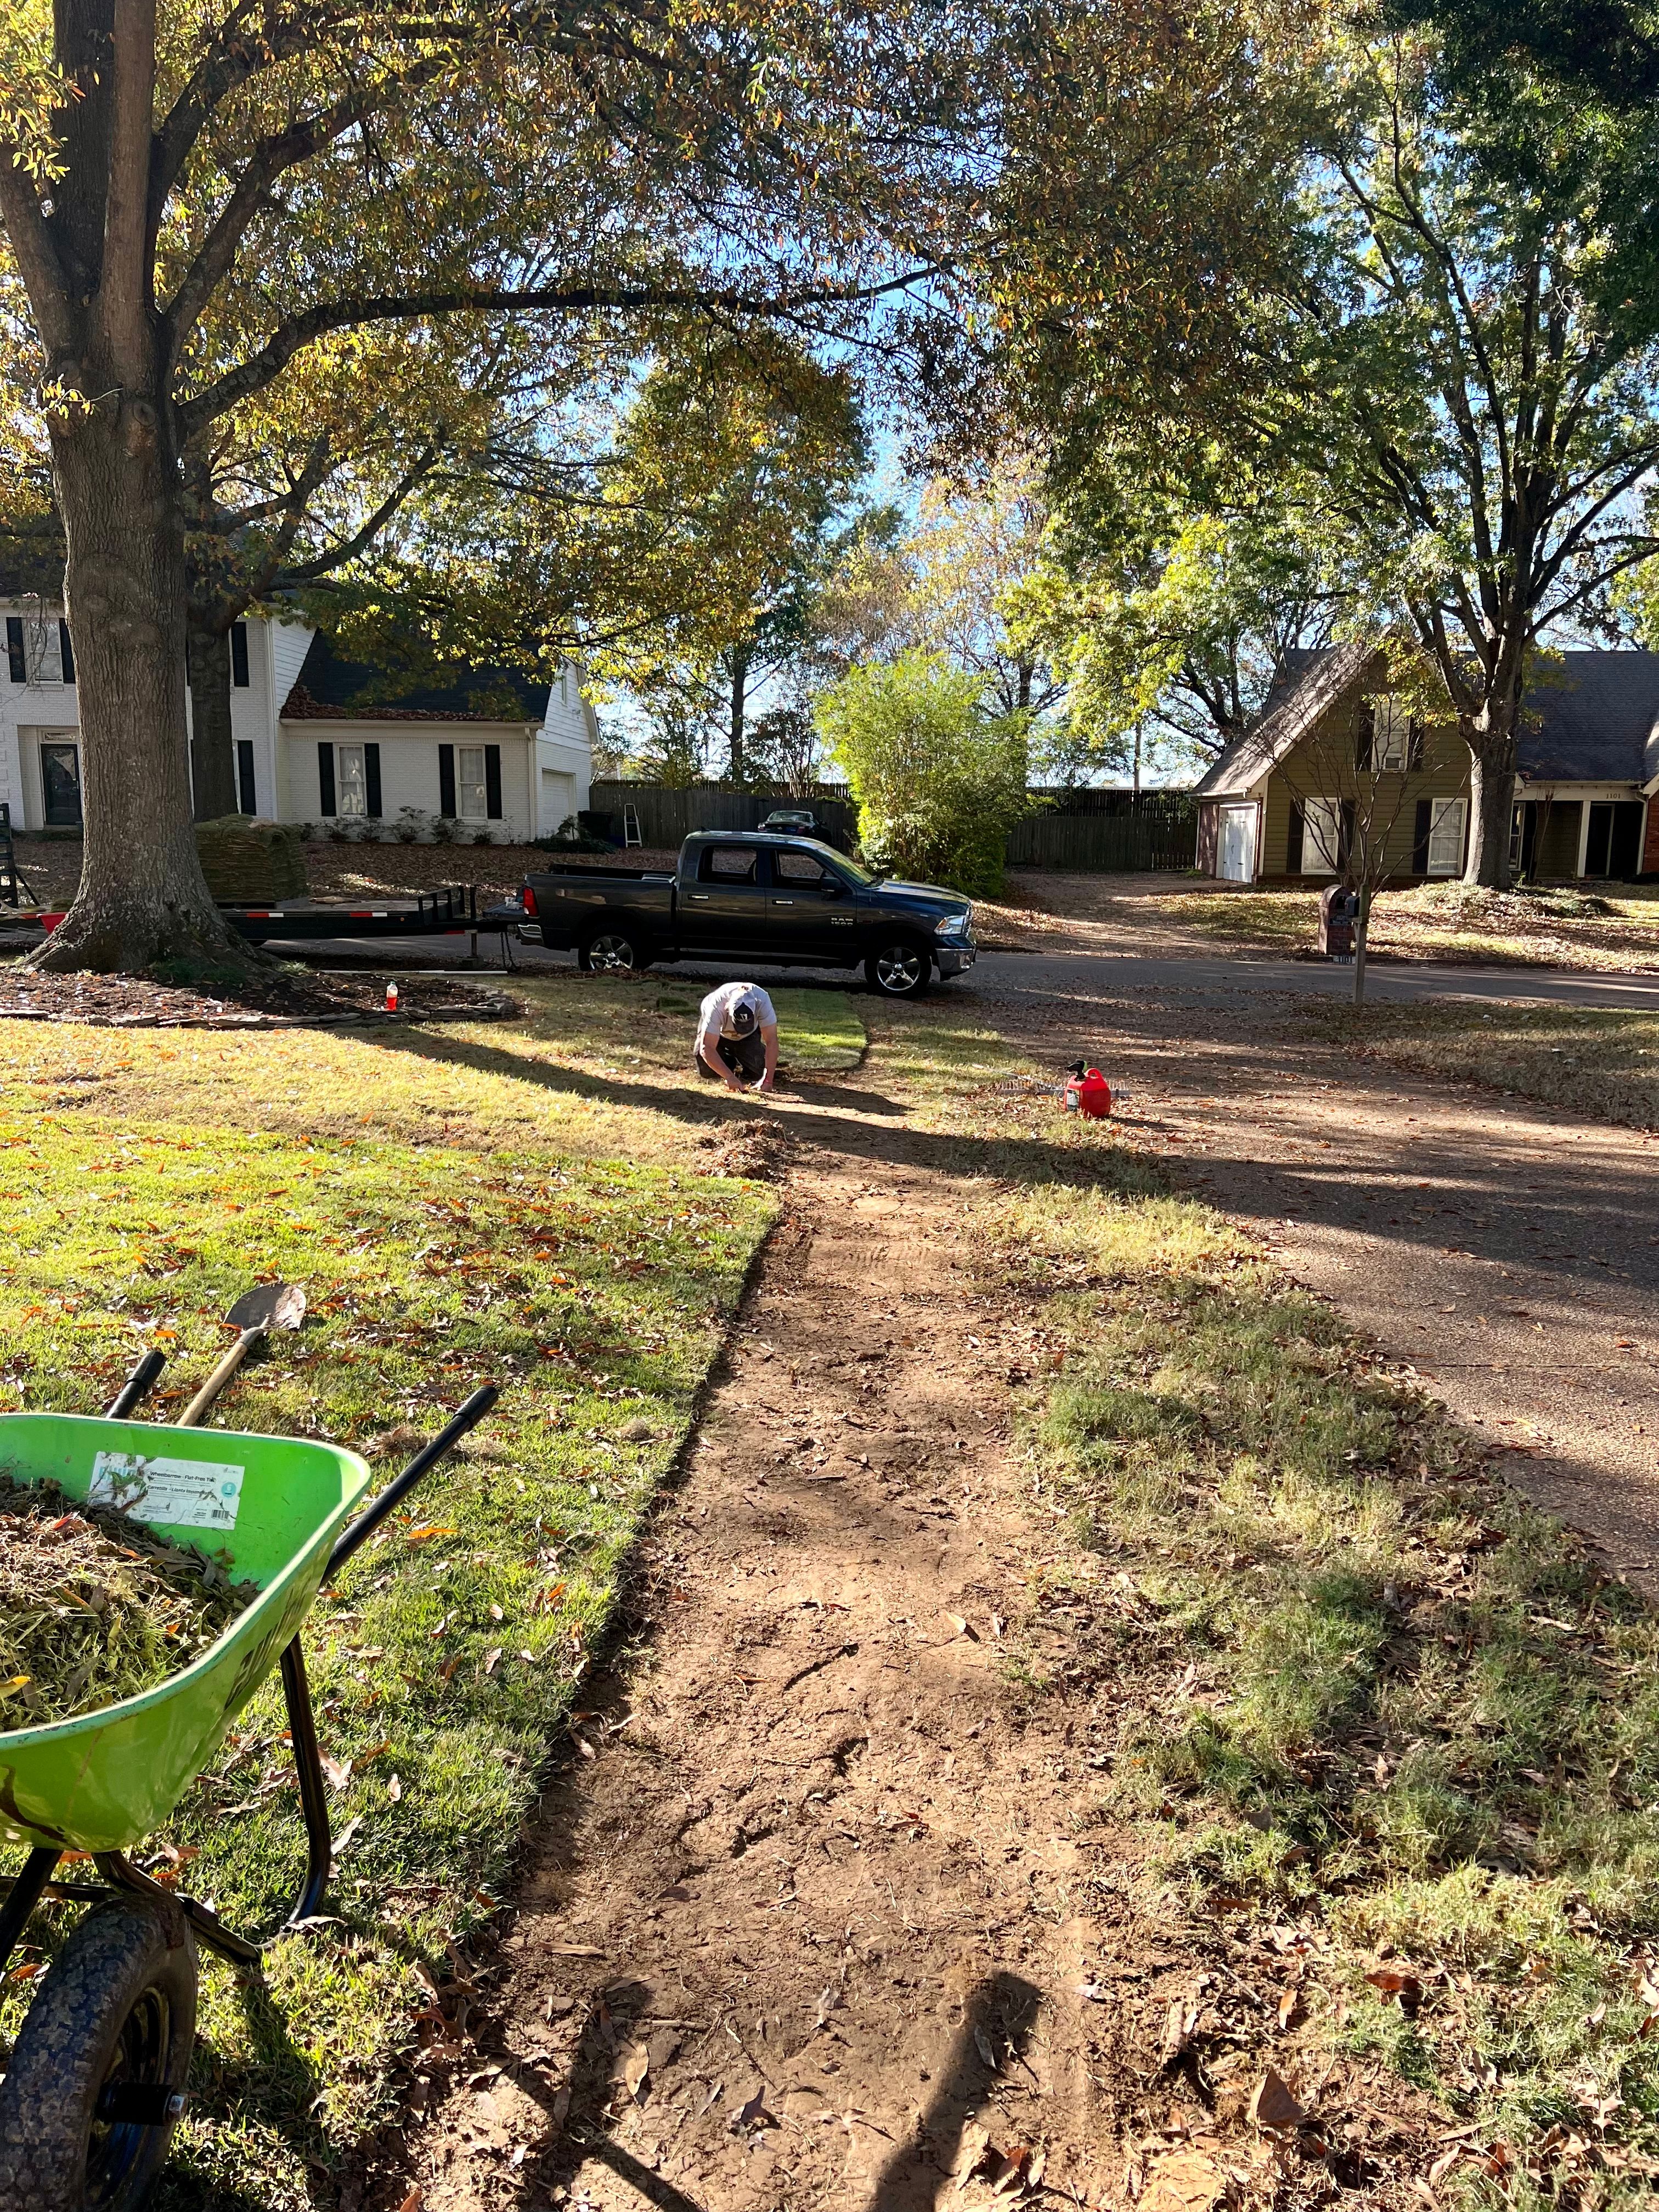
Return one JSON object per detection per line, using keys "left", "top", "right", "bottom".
{"left": 106, "top": 1348, "right": 167, "bottom": 1418}
{"left": 326, "top": 1384, "right": 499, "bottom": 1577}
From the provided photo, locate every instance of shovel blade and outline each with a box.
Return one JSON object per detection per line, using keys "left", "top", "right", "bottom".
{"left": 227, "top": 1281, "right": 307, "bottom": 1333}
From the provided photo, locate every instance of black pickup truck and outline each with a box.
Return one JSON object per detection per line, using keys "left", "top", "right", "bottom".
{"left": 518, "top": 831, "right": 976, "bottom": 998}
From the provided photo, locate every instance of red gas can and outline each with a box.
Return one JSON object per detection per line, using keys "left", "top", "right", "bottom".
{"left": 1063, "top": 1066, "right": 1113, "bottom": 1119}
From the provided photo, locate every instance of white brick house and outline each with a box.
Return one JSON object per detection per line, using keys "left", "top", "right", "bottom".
{"left": 0, "top": 607, "right": 594, "bottom": 842}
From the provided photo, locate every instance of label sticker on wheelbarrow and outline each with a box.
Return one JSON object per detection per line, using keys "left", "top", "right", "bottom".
{"left": 88, "top": 1451, "right": 246, "bottom": 1531}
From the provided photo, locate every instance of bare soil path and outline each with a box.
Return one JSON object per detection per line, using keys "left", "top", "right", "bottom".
{"left": 379, "top": 1100, "right": 1441, "bottom": 2212}
{"left": 391, "top": 1135, "right": 1138, "bottom": 2211}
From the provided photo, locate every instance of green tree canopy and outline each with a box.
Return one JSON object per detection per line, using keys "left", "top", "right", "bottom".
{"left": 1042, "top": 29, "right": 1659, "bottom": 882}
{"left": 1006, "top": 490, "right": 1341, "bottom": 782}
{"left": 814, "top": 648, "right": 1030, "bottom": 894}
{"left": 0, "top": 0, "right": 1311, "bottom": 971}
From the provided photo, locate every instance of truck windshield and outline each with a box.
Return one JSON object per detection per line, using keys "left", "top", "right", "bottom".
{"left": 834, "top": 855, "right": 879, "bottom": 886}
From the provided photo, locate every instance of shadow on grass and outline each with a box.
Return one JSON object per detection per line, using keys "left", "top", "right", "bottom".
{"left": 360, "top": 1023, "right": 1131, "bottom": 1188}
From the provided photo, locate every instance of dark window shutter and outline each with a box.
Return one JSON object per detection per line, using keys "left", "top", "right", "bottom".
{"left": 5, "top": 617, "right": 24, "bottom": 684}
{"left": 365, "top": 742, "right": 382, "bottom": 819}
{"left": 484, "top": 743, "right": 503, "bottom": 819}
{"left": 318, "top": 741, "right": 336, "bottom": 816}
{"left": 1407, "top": 717, "right": 1424, "bottom": 771}
{"left": 1340, "top": 799, "right": 1356, "bottom": 870}
{"left": 438, "top": 742, "right": 456, "bottom": 817}
{"left": 230, "top": 622, "right": 250, "bottom": 687}
{"left": 1286, "top": 799, "right": 1305, "bottom": 874}
{"left": 1355, "top": 702, "right": 1373, "bottom": 772}
{"left": 58, "top": 620, "right": 75, "bottom": 685}
{"left": 236, "top": 740, "right": 256, "bottom": 814}
{"left": 1412, "top": 799, "right": 1431, "bottom": 874}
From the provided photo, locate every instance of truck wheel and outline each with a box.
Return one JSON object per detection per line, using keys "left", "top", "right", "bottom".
{"left": 864, "top": 939, "right": 932, "bottom": 998}
{"left": 578, "top": 929, "right": 651, "bottom": 975}
{"left": 0, "top": 1901, "right": 198, "bottom": 2212}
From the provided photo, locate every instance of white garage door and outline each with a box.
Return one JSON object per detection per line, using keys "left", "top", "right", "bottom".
{"left": 541, "top": 768, "right": 575, "bottom": 837}
{"left": 1218, "top": 805, "right": 1257, "bottom": 883}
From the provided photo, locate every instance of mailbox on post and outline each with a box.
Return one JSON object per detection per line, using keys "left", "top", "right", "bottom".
{"left": 1318, "top": 883, "right": 1359, "bottom": 959}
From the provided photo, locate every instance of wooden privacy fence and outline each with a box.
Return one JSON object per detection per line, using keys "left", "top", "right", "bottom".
{"left": 586, "top": 782, "right": 859, "bottom": 848}
{"left": 587, "top": 782, "right": 1198, "bottom": 873}
{"left": 1007, "top": 794, "right": 1198, "bottom": 872}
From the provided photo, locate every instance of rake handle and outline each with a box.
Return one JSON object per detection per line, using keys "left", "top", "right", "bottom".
{"left": 178, "top": 1328, "right": 261, "bottom": 1429}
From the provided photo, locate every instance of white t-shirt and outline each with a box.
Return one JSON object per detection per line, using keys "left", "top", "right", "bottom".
{"left": 696, "top": 982, "right": 777, "bottom": 1054}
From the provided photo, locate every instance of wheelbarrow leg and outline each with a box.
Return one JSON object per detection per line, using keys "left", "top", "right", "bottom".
{"left": 0, "top": 1847, "right": 59, "bottom": 1976}
{"left": 280, "top": 1639, "right": 334, "bottom": 1928}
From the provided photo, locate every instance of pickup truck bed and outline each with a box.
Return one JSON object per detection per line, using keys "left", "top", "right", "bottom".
{"left": 520, "top": 832, "right": 975, "bottom": 999}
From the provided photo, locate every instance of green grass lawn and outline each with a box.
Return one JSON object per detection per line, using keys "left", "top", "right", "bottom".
{"left": 1307, "top": 998, "right": 1659, "bottom": 1132}
{"left": 0, "top": 986, "right": 811, "bottom": 2209}
{"left": 8, "top": 978, "right": 1659, "bottom": 2203}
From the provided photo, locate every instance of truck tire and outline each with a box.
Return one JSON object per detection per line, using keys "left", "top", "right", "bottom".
{"left": 0, "top": 1900, "right": 198, "bottom": 2212}
{"left": 864, "top": 938, "right": 932, "bottom": 998}
{"left": 578, "top": 928, "right": 651, "bottom": 975}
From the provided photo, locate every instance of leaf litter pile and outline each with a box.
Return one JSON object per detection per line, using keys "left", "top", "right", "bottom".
{"left": 0, "top": 1477, "right": 257, "bottom": 1725}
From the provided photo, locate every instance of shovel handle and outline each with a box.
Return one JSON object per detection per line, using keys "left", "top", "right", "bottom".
{"left": 179, "top": 1329, "right": 259, "bottom": 1429}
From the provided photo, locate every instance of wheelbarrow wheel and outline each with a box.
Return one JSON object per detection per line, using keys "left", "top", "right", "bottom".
{"left": 0, "top": 1900, "right": 198, "bottom": 2212}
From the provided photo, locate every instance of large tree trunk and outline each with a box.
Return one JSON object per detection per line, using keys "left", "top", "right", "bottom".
{"left": 1460, "top": 650, "right": 1523, "bottom": 889}
{"left": 37, "top": 394, "right": 247, "bottom": 974}
{"left": 1465, "top": 740, "right": 1517, "bottom": 889}
{"left": 187, "top": 614, "right": 239, "bottom": 821}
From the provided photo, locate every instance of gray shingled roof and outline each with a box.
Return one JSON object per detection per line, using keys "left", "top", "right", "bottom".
{"left": 281, "top": 631, "right": 548, "bottom": 723}
{"left": 1520, "top": 653, "right": 1659, "bottom": 783}
{"left": 1197, "top": 645, "right": 1659, "bottom": 797}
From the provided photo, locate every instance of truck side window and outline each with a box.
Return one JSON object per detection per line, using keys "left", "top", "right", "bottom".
{"left": 775, "top": 850, "right": 832, "bottom": 887}
{"left": 700, "top": 846, "right": 760, "bottom": 884}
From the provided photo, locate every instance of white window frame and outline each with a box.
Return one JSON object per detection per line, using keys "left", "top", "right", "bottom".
{"left": 1373, "top": 697, "right": 1410, "bottom": 772}
{"left": 456, "top": 744, "right": 489, "bottom": 823}
{"left": 1301, "top": 796, "right": 1344, "bottom": 876}
{"left": 335, "top": 742, "right": 368, "bottom": 816}
{"left": 1426, "top": 796, "right": 1466, "bottom": 877}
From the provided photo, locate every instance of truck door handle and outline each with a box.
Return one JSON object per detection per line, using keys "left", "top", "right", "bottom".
{"left": 689, "top": 893, "right": 710, "bottom": 901}
{"left": 773, "top": 898, "right": 795, "bottom": 906}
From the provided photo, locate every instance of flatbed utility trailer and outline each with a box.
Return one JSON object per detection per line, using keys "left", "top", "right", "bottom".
{"left": 218, "top": 885, "right": 521, "bottom": 942}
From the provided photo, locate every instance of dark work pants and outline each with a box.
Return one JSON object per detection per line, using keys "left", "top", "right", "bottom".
{"left": 695, "top": 1031, "right": 767, "bottom": 1084}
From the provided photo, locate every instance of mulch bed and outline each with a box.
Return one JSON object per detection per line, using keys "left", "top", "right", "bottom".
{"left": 0, "top": 966, "right": 520, "bottom": 1029}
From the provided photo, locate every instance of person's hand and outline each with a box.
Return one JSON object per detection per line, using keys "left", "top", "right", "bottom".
{"left": 754, "top": 1071, "right": 775, "bottom": 1093}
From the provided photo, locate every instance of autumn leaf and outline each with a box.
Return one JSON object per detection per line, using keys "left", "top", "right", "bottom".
{"left": 1248, "top": 2066, "right": 1307, "bottom": 2134}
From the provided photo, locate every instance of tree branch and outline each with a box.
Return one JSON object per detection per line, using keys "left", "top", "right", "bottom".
{"left": 162, "top": 58, "right": 451, "bottom": 363}
{"left": 0, "top": 144, "right": 77, "bottom": 355}
{"left": 176, "top": 267, "right": 935, "bottom": 435}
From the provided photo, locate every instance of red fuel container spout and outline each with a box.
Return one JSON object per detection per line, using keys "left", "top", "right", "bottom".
{"left": 1063, "top": 1066, "right": 1113, "bottom": 1119}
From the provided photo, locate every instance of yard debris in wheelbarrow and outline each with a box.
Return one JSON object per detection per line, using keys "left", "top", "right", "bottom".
{"left": 0, "top": 1348, "right": 499, "bottom": 2212}
{"left": 0, "top": 1476, "right": 258, "bottom": 1728}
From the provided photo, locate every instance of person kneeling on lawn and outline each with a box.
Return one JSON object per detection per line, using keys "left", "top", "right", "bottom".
{"left": 694, "top": 981, "right": 778, "bottom": 1093}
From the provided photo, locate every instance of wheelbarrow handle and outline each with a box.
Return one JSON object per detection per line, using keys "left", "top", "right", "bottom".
{"left": 105, "top": 1347, "right": 167, "bottom": 1418}
{"left": 326, "top": 1384, "right": 500, "bottom": 1577}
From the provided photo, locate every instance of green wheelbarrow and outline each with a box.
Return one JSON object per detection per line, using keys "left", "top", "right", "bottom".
{"left": 0, "top": 1341, "right": 497, "bottom": 2212}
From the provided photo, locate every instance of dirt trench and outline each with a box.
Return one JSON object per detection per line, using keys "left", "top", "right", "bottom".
{"left": 371, "top": 1109, "right": 1442, "bottom": 2212}
{"left": 377, "top": 1137, "right": 1150, "bottom": 2211}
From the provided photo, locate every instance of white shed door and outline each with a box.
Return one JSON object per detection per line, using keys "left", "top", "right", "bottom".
{"left": 1218, "top": 805, "right": 1257, "bottom": 883}
{"left": 541, "top": 768, "right": 575, "bottom": 835}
